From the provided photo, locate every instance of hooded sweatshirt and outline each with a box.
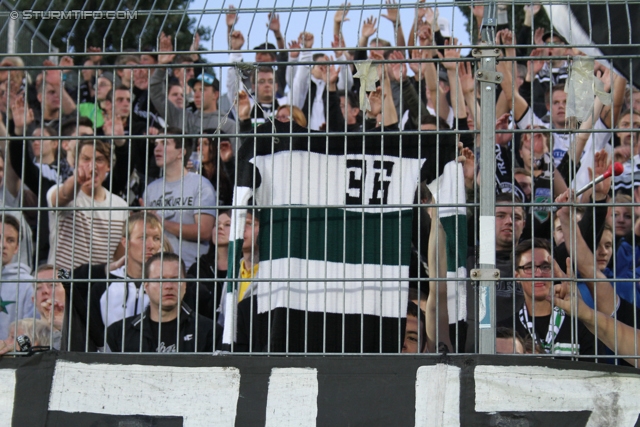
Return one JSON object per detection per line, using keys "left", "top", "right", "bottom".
{"left": 0, "top": 262, "right": 34, "bottom": 339}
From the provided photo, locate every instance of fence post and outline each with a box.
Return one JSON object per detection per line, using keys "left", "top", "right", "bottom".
{"left": 473, "top": 1, "right": 501, "bottom": 354}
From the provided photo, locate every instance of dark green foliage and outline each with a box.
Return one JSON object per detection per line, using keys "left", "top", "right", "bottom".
{"left": 8, "top": 0, "right": 210, "bottom": 62}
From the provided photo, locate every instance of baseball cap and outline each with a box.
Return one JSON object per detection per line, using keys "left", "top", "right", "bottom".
{"left": 438, "top": 68, "right": 449, "bottom": 84}
{"left": 188, "top": 67, "right": 219, "bottom": 90}
{"left": 254, "top": 42, "right": 277, "bottom": 60}
{"left": 542, "top": 31, "right": 568, "bottom": 45}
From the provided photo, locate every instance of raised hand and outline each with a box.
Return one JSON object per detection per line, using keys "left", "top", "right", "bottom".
{"left": 614, "top": 145, "right": 631, "bottom": 163}
{"left": 237, "top": 90, "right": 251, "bottom": 121}
{"left": 367, "top": 86, "right": 383, "bottom": 116}
{"left": 103, "top": 117, "right": 125, "bottom": 139}
{"left": 328, "top": 62, "right": 340, "bottom": 88}
{"left": 458, "top": 61, "right": 475, "bottom": 94}
{"left": 424, "top": 5, "right": 435, "bottom": 25}
{"left": 10, "top": 95, "right": 33, "bottom": 131}
{"left": 59, "top": 56, "right": 74, "bottom": 73}
{"left": 331, "top": 34, "right": 346, "bottom": 58}
{"left": 229, "top": 30, "right": 245, "bottom": 50}
{"left": 157, "top": 32, "right": 175, "bottom": 65}
{"left": 523, "top": 4, "right": 541, "bottom": 16}
{"left": 534, "top": 27, "right": 545, "bottom": 46}
{"left": 594, "top": 62, "right": 613, "bottom": 93}
{"left": 528, "top": 48, "right": 546, "bottom": 77}
{"left": 549, "top": 257, "right": 584, "bottom": 318}
{"left": 388, "top": 50, "right": 407, "bottom": 82}
{"left": 495, "top": 112, "right": 512, "bottom": 145}
{"left": 75, "top": 160, "right": 94, "bottom": 191}
{"left": 87, "top": 46, "right": 103, "bottom": 65}
{"left": 498, "top": 29, "right": 515, "bottom": 57}
{"left": 382, "top": 0, "right": 400, "bottom": 25}
{"left": 460, "top": 146, "right": 476, "bottom": 188}
{"left": 417, "top": 25, "right": 433, "bottom": 48}
{"left": 361, "top": 16, "right": 378, "bottom": 39}
{"left": 226, "top": 5, "right": 238, "bottom": 29}
{"left": 496, "top": 28, "right": 514, "bottom": 46}
{"left": 267, "top": 12, "right": 281, "bottom": 33}
{"left": 415, "top": 0, "right": 428, "bottom": 22}
{"left": 588, "top": 149, "right": 612, "bottom": 199}
{"left": 408, "top": 48, "right": 423, "bottom": 75}
{"left": 554, "top": 188, "right": 573, "bottom": 223}
{"left": 288, "top": 39, "right": 301, "bottom": 59}
{"left": 334, "top": 3, "right": 351, "bottom": 25}
{"left": 190, "top": 31, "right": 201, "bottom": 52}
{"left": 42, "top": 59, "right": 62, "bottom": 87}
{"left": 301, "top": 32, "right": 314, "bottom": 49}
{"left": 441, "top": 39, "right": 460, "bottom": 71}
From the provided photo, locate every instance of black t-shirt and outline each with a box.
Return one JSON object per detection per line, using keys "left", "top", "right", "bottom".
{"left": 501, "top": 305, "right": 597, "bottom": 360}
{"left": 494, "top": 250, "right": 524, "bottom": 324}
{"left": 149, "top": 317, "right": 178, "bottom": 353}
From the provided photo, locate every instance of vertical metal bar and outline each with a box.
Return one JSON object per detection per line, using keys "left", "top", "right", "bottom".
{"left": 475, "top": 0, "right": 499, "bottom": 355}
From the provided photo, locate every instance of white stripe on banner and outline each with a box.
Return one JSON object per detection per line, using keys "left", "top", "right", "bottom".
{"left": 475, "top": 365, "right": 640, "bottom": 427}
{"left": 230, "top": 185, "right": 252, "bottom": 242}
{"left": 447, "top": 268, "right": 468, "bottom": 322}
{"left": 265, "top": 368, "right": 318, "bottom": 427}
{"left": 253, "top": 151, "right": 424, "bottom": 213}
{"left": 48, "top": 361, "right": 240, "bottom": 427}
{"left": 415, "top": 364, "right": 460, "bottom": 427}
{"left": 256, "top": 258, "right": 408, "bottom": 318}
{"left": 0, "top": 369, "right": 16, "bottom": 426}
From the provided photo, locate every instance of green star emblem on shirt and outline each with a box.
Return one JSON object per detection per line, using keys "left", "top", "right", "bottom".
{"left": 0, "top": 297, "right": 15, "bottom": 314}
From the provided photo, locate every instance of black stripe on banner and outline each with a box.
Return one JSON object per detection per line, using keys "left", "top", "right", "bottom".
{"left": 46, "top": 413, "right": 183, "bottom": 427}
{"left": 238, "top": 119, "right": 456, "bottom": 159}
{"left": 236, "top": 302, "right": 405, "bottom": 353}
{"left": 233, "top": 363, "right": 269, "bottom": 427}
{"left": 12, "top": 352, "right": 55, "bottom": 426}
{"left": 235, "top": 119, "right": 457, "bottom": 192}
{"left": 4, "top": 352, "right": 640, "bottom": 426}
{"left": 568, "top": 4, "right": 640, "bottom": 89}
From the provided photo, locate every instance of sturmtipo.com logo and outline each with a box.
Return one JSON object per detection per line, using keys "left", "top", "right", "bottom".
{"left": 10, "top": 10, "right": 137, "bottom": 20}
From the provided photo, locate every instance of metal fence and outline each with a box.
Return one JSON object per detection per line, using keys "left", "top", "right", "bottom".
{"left": 0, "top": 0, "right": 637, "bottom": 367}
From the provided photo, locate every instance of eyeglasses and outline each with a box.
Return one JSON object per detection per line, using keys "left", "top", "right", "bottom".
{"left": 517, "top": 263, "right": 552, "bottom": 275}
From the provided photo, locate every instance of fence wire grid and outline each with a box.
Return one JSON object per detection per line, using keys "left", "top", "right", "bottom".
{"left": 0, "top": 0, "right": 636, "bottom": 367}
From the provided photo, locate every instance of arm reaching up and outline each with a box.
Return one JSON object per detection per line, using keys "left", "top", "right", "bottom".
{"left": 426, "top": 207, "right": 453, "bottom": 353}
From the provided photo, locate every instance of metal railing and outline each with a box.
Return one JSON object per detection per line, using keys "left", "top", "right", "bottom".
{"left": 0, "top": 1, "right": 636, "bottom": 367}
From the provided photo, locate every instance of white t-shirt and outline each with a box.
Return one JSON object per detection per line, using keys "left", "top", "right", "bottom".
{"left": 47, "top": 185, "right": 128, "bottom": 271}
{"left": 143, "top": 172, "right": 217, "bottom": 268}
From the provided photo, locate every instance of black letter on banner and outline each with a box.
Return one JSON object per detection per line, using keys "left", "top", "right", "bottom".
{"left": 369, "top": 161, "right": 394, "bottom": 205}
{"left": 346, "top": 159, "right": 366, "bottom": 205}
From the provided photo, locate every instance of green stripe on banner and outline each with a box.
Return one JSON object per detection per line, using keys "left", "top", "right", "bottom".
{"left": 259, "top": 207, "right": 413, "bottom": 266}
{"left": 226, "top": 239, "right": 242, "bottom": 293}
{"left": 440, "top": 215, "right": 468, "bottom": 271}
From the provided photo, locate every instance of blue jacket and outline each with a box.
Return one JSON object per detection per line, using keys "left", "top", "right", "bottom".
{"left": 578, "top": 239, "right": 640, "bottom": 309}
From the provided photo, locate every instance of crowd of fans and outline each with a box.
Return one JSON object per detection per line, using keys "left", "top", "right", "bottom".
{"left": 0, "top": 3, "right": 638, "bottom": 362}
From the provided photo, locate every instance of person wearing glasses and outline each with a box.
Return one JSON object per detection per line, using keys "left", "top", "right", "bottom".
{"left": 499, "top": 238, "right": 597, "bottom": 360}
